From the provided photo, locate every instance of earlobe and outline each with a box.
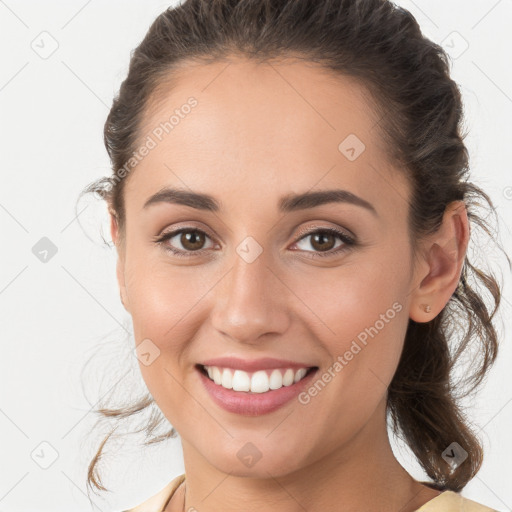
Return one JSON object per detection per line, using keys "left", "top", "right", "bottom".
{"left": 110, "top": 211, "right": 130, "bottom": 313}
{"left": 109, "top": 208, "right": 119, "bottom": 245}
{"left": 409, "top": 200, "right": 469, "bottom": 323}
{"left": 117, "top": 261, "right": 130, "bottom": 313}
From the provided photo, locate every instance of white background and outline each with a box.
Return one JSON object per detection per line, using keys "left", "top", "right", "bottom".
{"left": 0, "top": 0, "right": 511, "bottom": 510}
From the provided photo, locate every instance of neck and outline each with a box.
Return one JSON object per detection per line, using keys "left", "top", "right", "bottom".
{"left": 172, "top": 400, "right": 440, "bottom": 512}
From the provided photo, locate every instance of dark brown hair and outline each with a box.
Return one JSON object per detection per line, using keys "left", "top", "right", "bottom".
{"left": 81, "top": 0, "right": 509, "bottom": 497}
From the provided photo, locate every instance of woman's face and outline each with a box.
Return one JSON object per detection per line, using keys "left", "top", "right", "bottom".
{"left": 113, "top": 56, "right": 423, "bottom": 478}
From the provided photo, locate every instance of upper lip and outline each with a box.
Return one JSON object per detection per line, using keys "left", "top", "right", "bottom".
{"left": 198, "top": 357, "right": 317, "bottom": 373}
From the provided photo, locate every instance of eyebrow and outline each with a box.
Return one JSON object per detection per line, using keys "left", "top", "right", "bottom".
{"left": 143, "top": 187, "right": 377, "bottom": 216}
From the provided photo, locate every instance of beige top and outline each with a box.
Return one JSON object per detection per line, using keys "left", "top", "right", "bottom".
{"left": 123, "top": 474, "right": 499, "bottom": 512}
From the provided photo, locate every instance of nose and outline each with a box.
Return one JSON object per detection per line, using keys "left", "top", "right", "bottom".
{"left": 209, "top": 247, "right": 291, "bottom": 345}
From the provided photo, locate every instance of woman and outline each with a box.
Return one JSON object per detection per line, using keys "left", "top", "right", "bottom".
{"left": 82, "top": 0, "right": 507, "bottom": 510}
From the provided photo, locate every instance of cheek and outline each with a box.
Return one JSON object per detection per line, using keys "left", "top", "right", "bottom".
{"left": 123, "top": 247, "right": 211, "bottom": 342}
{"left": 125, "top": 238, "right": 410, "bottom": 357}
{"left": 298, "top": 249, "right": 409, "bottom": 344}
{"left": 295, "top": 248, "right": 410, "bottom": 399}
{"left": 124, "top": 260, "right": 207, "bottom": 422}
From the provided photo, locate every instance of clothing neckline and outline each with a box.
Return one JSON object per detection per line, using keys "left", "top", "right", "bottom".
{"left": 161, "top": 474, "right": 186, "bottom": 511}
{"left": 159, "top": 476, "right": 453, "bottom": 512}
{"left": 413, "top": 490, "right": 457, "bottom": 511}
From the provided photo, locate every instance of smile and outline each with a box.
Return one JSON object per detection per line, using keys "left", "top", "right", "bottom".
{"left": 200, "top": 365, "right": 315, "bottom": 393}
{"left": 196, "top": 364, "right": 319, "bottom": 416}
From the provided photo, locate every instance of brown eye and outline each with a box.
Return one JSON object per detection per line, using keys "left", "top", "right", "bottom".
{"left": 155, "top": 226, "right": 355, "bottom": 259}
{"left": 309, "top": 232, "right": 337, "bottom": 252}
{"left": 156, "top": 228, "right": 215, "bottom": 257}
{"left": 292, "top": 227, "right": 356, "bottom": 259}
{"left": 179, "top": 230, "right": 206, "bottom": 251}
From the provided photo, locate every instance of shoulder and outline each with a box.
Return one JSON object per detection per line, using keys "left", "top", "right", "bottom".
{"left": 122, "top": 473, "right": 186, "bottom": 512}
{"left": 415, "top": 490, "right": 500, "bottom": 512}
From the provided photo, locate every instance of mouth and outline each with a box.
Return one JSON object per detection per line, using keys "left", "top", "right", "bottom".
{"left": 196, "top": 363, "right": 320, "bottom": 416}
{"left": 196, "top": 363, "right": 319, "bottom": 394}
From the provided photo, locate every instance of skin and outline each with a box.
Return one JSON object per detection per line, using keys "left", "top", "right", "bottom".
{"left": 110, "top": 56, "right": 469, "bottom": 512}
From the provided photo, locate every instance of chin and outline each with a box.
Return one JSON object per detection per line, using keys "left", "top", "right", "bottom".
{"left": 203, "top": 440, "right": 309, "bottom": 479}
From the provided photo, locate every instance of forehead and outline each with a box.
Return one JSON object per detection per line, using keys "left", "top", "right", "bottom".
{"left": 126, "top": 56, "right": 410, "bottom": 217}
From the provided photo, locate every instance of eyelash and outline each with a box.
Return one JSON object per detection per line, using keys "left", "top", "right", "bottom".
{"left": 153, "top": 225, "right": 356, "bottom": 259}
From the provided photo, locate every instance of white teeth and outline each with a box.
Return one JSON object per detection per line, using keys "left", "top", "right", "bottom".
{"left": 203, "top": 365, "right": 312, "bottom": 393}
{"left": 282, "top": 368, "right": 294, "bottom": 386}
{"left": 232, "top": 369, "right": 250, "bottom": 391}
{"left": 212, "top": 367, "right": 222, "bottom": 385}
{"left": 250, "top": 370, "right": 269, "bottom": 393}
{"left": 269, "top": 369, "right": 283, "bottom": 390}
{"left": 294, "top": 368, "right": 307, "bottom": 383}
{"left": 221, "top": 368, "right": 233, "bottom": 389}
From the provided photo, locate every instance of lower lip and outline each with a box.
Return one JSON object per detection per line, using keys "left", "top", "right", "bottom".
{"left": 197, "top": 366, "right": 318, "bottom": 416}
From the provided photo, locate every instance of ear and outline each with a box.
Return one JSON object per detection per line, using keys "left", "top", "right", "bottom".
{"left": 110, "top": 210, "right": 130, "bottom": 313}
{"left": 409, "top": 200, "right": 469, "bottom": 322}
